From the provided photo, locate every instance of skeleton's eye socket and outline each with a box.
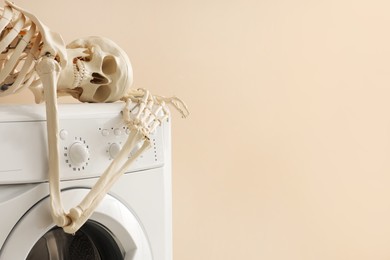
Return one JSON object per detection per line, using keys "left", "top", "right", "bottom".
{"left": 102, "top": 56, "right": 117, "bottom": 75}
{"left": 93, "top": 85, "right": 111, "bottom": 102}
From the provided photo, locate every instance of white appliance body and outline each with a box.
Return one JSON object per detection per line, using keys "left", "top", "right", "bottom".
{"left": 0, "top": 103, "right": 172, "bottom": 260}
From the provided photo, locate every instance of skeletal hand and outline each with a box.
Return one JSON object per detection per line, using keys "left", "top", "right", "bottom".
{"left": 121, "top": 88, "right": 189, "bottom": 138}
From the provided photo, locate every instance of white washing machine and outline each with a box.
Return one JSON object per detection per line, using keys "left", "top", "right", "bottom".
{"left": 0, "top": 103, "right": 172, "bottom": 259}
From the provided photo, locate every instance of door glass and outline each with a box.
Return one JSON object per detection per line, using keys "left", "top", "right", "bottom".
{"left": 26, "top": 221, "right": 123, "bottom": 260}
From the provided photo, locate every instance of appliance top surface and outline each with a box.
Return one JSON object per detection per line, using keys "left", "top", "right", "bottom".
{"left": 0, "top": 103, "right": 126, "bottom": 122}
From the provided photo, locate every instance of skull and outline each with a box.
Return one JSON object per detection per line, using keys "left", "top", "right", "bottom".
{"left": 57, "top": 36, "right": 133, "bottom": 102}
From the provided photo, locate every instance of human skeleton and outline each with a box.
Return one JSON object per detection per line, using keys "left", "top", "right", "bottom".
{"left": 0, "top": 1, "right": 188, "bottom": 234}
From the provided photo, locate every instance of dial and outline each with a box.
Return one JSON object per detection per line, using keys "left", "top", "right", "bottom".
{"left": 109, "top": 143, "right": 121, "bottom": 159}
{"left": 69, "top": 142, "right": 90, "bottom": 166}
{"left": 130, "top": 141, "right": 144, "bottom": 157}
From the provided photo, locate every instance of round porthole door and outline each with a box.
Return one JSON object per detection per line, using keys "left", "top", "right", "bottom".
{"left": 0, "top": 189, "right": 153, "bottom": 260}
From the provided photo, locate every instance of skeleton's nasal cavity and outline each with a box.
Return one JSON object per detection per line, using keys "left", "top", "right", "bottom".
{"left": 90, "top": 73, "right": 109, "bottom": 84}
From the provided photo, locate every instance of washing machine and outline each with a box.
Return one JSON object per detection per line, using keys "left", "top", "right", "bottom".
{"left": 0, "top": 103, "right": 172, "bottom": 259}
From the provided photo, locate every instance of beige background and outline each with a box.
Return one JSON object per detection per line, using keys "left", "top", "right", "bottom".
{"left": 3, "top": 0, "right": 390, "bottom": 259}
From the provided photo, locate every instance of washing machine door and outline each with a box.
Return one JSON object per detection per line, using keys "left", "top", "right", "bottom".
{"left": 0, "top": 189, "right": 153, "bottom": 260}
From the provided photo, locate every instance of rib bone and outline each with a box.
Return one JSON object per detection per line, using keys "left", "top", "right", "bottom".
{"left": 0, "top": 1, "right": 66, "bottom": 99}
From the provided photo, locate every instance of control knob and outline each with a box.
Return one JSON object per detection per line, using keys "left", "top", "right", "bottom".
{"left": 69, "top": 142, "right": 89, "bottom": 166}
{"left": 109, "top": 143, "right": 121, "bottom": 159}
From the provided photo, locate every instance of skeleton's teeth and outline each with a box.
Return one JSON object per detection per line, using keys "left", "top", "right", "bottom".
{"left": 72, "top": 59, "right": 85, "bottom": 88}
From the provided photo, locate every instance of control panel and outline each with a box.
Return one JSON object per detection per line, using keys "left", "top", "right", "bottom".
{"left": 0, "top": 103, "right": 168, "bottom": 184}
{"left": 58, "top": 116, "right": 165, "bottom": 178}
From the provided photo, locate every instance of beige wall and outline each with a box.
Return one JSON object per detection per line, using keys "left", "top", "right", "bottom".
{"left": 3, "top": 0, "right": 390, "bottom": 259}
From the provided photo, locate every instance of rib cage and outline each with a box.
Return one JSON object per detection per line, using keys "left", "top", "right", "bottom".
{"left": 0, "top": 3, "right": 42, "bottom": 96}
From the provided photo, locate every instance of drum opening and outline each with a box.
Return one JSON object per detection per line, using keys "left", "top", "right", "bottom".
{"left": 26, "top": 220, "right": 123, "bottom": 260}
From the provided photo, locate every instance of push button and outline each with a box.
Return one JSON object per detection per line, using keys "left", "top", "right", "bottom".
{"left": 59, "top": 129, "right": 68, "bottom": 140}
{"left": 101, "top": 129, "right": 109, "bottom": 136}
{"left": 114, "top": 128, "right": 121, "bottom": 136}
